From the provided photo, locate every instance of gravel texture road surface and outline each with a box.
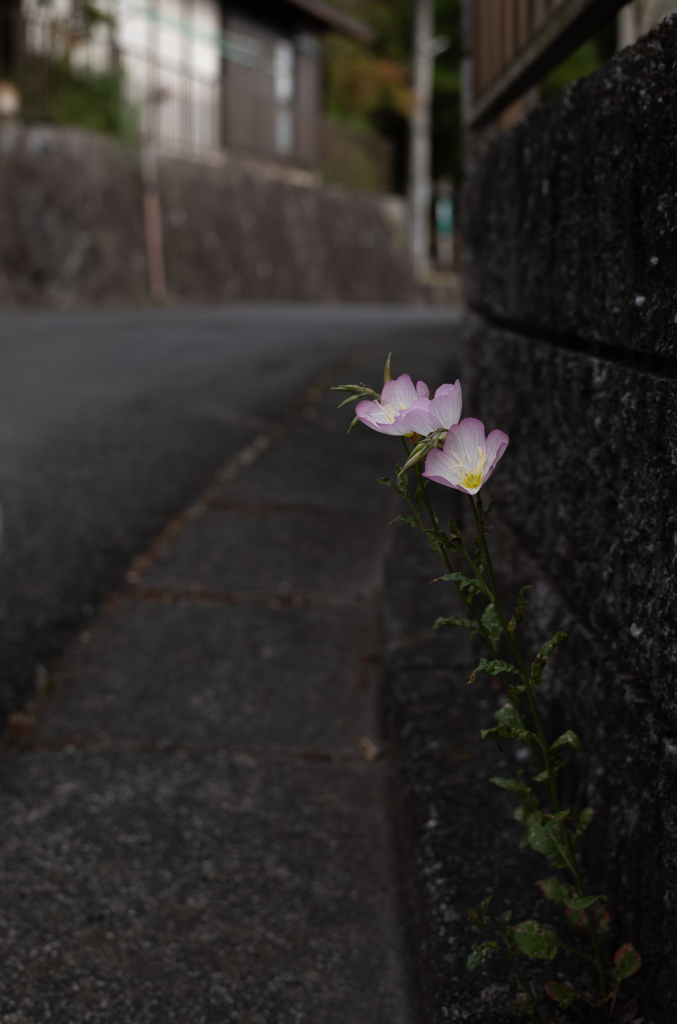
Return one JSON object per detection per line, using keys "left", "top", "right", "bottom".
{"left": 0, "top": 305, "right": 462, "bottom": 1024}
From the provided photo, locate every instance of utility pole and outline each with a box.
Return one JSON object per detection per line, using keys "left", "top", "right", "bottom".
{"left": 408, "top": 0, "right": 447, "bottom": 281}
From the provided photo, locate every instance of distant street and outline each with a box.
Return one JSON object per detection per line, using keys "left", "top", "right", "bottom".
{"left": 0, "top": 304, "right": 460, "bottom": 717}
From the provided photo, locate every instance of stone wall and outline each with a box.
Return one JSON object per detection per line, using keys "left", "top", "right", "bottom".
{"left": 461, "top": 16, "right": 677, "bottom": 1020}
{"left": 0, "top": 124, "right": 148, "bottom": 309}
{"left": 0, "top": 124, "right": 416, "bottom": 308}
{"left": 158, "top": 154, "right": 415, "bottom": 304}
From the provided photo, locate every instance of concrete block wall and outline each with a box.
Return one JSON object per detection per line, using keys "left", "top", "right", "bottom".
{"left": 461, "top": 16, "right": 677, "bottom": 1019}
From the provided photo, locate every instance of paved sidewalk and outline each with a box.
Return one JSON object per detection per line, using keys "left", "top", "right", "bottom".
{"left": 0, "top": 337, "right": 458, "bottom": 1024}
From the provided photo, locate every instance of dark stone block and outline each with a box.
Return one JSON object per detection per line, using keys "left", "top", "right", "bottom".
{"left": 447, "top": 311, "right": 677, "bottom": 1020}
{"left": 463, "top": 14, "right": 677, "bottom": 359}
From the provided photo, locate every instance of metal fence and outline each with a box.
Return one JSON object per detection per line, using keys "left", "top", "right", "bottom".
{"left": 0, "top": 7, "right": 393, "bottom": 192}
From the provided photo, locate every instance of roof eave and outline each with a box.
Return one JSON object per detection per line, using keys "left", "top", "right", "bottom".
{"left": 284, "top": 0, "right": 375, "bottom": 44}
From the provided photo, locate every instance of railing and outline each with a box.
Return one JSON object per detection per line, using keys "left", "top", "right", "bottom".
{"left": 469, "top": 0, "right": 627, "bottom": 126}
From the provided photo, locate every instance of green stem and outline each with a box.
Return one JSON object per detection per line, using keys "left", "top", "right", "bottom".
{"left": 468, "top": 494, "right": 609, "bottom": 1010}
{"left": 469, "top": 498, "right": 559, "bottom": 805}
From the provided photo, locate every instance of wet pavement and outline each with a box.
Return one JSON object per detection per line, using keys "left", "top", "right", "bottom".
{"left": 0, "top": 309, "right": 461, "bottom": 1024}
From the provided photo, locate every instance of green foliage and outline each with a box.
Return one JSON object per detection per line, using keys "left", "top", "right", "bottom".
{"left": 475, "top": 660, "right": 520, "bottom": 679}
{"left": 340, "top": 405, "right": 643, "bottom": 1016}
{"left": 507, "top": 586, "right": 532, "bottom": 634}
{"left": 544, "top": 980, "right": 582, "bottom": 1009}
{"left": 540, "top": 16, "right": 616, "bottom": 101}
{"left": 492, "top": 772, "right": 539, "bottom": 813}
{"left": 513, "top": 919, "right": 559, "bottom": 960}
{"left": 551, "top": 729, "right": 581, "bottom": 752}
{"left": 321, "top": 0, "right": 463, "bottom": 191}
{"left": 467, "top": 940, "right": 497, "bottom": 971}
{"left": 612, "top": 943, "right": 642, "bottom": 982}
{"left": 436, "top": 570, "right": 486, "bottom": 598}
{"left": 480, "top": 602, "right": 502, "bottom": 647}
{"left": 530, "top": 631, "right": 567, "bottom": 686}
{"left": 433, "top": 614, "right": 473, "bottom": 630}
{"left": 537, "top": 876, "right": 571, "bottom": 904}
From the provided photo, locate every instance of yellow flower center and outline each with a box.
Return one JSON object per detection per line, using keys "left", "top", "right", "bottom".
{"left": 454, "top": 446, "right": 487, "bottom": 491}
{"left": 460, "top": 469, "right": 485, "bottom": 490}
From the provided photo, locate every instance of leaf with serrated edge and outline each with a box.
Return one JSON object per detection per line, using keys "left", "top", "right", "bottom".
{"left": 473, "top": 659, "right": 520, "bottom": 677}
{"left": 481, "top": 603, "right": 502, "bottom": 647}
{"left": 481, "top": 724, "right": 533, "bottom": 742}
{"left": 467, "top": 941, "right": 498, "bottom": 972}
{"left": 390, "top": 514, "right": 418, "bottom": 528}
{"left": 433, "top": 615, "right": 473, "bottom": 630}
{"left": 551, "top": 729, "right": 581, "bottom": 752}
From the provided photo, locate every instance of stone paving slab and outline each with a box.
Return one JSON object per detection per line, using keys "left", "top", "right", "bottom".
{"left": 142, "top": 508, "right": 387, "bottom": 603}
{"left": 0, "top": 750, "right": 409, "bottom": 1024}
{"left": 211, "top": 398, "right": 393, "bottom": 516}
{"left": 31, "top": 601, "right": 380, "bottom": 753}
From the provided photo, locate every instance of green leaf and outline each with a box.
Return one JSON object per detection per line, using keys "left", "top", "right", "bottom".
{"left": 466, "top": 940, "right": 498, "bottom": 972}
{"left": 564, "top": 894, "right": 606, "bottom": 911}
{"left": 513, "top": 919, "right": 559, "bottom": 960}
{"left": 378, "top": 476, "right": 393, "bottom": 486}
{"left": 523, "top": 814, "right": 559, "bottom": 856}
{"left": 495, "top": 701, "right": 524, "bottom": 729}
{"left": 347, "top": 415, "right": 360, "bottom": 434}
{"left": 336, "top": 393, "right": 361, "bottom": 409}
{"left": 491, "top": 772, "right": 539, "bottom": 812}
{"left": 572, "top": 807, "right": 594, "bottom": 845}
{"left": 514, "top": 992, "right": 534, "bottom": 1016}
{"left": 390, "top": 514, "right": 418, "bottom": 528}
{"left": 544, "top": 980, "right": 581, "bottom": 1008}
{"left": 435, "top": 571, "right": 487, "bottom": 599}
{"left": 612, "top": 943, "right": 642, "bottom": 981}
{"left": 531, "top": 768, "right": 550, "bottom": 783}
{"left": 474, "top": 659, "right": 520, "bottom": 678}
{"left": 423, "top": 527, "right": 455, "bottom": 550}
{"left": 481, "top": 495, "right": 496, "bottom": 522}
{"left": 537, "top": 876, "right": 571, "bottom": 904}
{"left": 433, "top": 615, "right": 474, "bottom": 631}
{"left": 447, "top": 517, "right": 461, "bottom": 539}
{"left": 506, "top": 585, "right": 533, "bottom": 634}
{"left": 523, "top": 811, "right": 569, "bottom": 858}
{"left": 481, "top": 724, "right": 534, "bottom": 743}
{"left": 551, "top": 729, "right": 581, "bottom": 752}
{"left": 530, "top": 631, "right": 567, "bottom": 686}
{"left": 481, "top": 603, "right": 502, "bottom": 647}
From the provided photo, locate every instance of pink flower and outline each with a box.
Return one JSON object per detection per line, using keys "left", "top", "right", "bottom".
{"left": 422, "top": 417, "right": 509, "bottom": 495}
{"left": 399, "top": 380, "right": 462, "bottom": 436}
{"left": 355, "top": 373, "right": 429, "bottom": 435}
{"left": 355, "top": 375, "right": 462, "bottom": 437}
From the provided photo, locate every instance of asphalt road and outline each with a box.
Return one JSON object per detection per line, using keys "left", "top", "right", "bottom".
{"left": 0, "top": 304, "right": 460, "bottom": 719}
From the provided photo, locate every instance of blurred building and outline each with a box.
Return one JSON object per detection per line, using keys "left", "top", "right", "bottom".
{"left": 1, "top": 0, "right": 376, "bottom": 175}
{"left": 463, "top": 0, "right": 677, "bottom": 132}
{"left": 617, "top": 0, "right": 677, "bottom": 47}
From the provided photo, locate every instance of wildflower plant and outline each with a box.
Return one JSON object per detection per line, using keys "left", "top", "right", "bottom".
{"left": 333, "top": 356, "right": 641, "bottom": 1023}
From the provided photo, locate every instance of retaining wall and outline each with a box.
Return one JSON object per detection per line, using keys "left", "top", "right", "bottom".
{"left": 0, "top": 125, "right": 416, "bottom": 307}
{"left": 461, "top": 16, "right": 677, "bottom": 1019}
